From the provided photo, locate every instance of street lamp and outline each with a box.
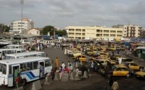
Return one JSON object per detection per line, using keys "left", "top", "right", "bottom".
{"left": 20, "top": 0, "right": 24, "bottom": 34}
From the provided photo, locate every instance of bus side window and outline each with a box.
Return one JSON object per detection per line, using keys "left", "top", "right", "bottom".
{"left": 27, "top": 62, "right": 32, "bottom": 70}
{"left": 17, "top": 51, "right": 21, "bottom": 53}
{"left": 9, "top": 65, "right": 12, "bottom": 74}
{"left": 45, "top": 59, "right": 51, "bottom": 67}
{"left": 33, "top": 62, "right": 38, "bottom": 69}
{"left": 20, "top": 63, "right": 26, "bottom": 71}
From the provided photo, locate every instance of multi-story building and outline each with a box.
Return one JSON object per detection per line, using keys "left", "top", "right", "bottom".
{"left": 9, "top": 18, "right": 34, "bottom": 34}
{"left": 112, "top": 24, "right": 142, "bottom": 38}
{"left": 65, "top": 26, "right": 123, "bottom": 40}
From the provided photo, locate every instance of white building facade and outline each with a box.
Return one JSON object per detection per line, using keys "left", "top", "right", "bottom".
{"left": 65, "top": 26, "right": 123, "bottom": 41}
{"left": 9, "top": 18, "right": 34, "bottom": 34}
{"left": 112, "top": 24, "right": 142, "bottom": 38}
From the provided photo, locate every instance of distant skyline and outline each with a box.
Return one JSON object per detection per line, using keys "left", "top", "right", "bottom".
{"left": 0, "top": 0, "right": 145, "bottom": 29}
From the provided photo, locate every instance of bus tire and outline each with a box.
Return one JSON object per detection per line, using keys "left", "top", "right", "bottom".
{"left": 22, "top": 79, "right": 27, "bottom": 86}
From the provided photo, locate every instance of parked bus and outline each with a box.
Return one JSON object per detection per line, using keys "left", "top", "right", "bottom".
{"left": 0, "top": 57, "right": 52, "bottom": 87}
{"left": 2, "top": 44, "right": 24, "bottom": 49}
{"left": 0, "top": 48, "right": 26, "bottom": 60}
{"left": 134, "top": 46, "right": 145, "bottom": 60}
{"left": 5, "top": 51, "right": 47, "bottom": 59}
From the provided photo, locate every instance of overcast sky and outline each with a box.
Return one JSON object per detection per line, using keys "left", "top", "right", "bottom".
{"left": 0, "top": 0, "right": 145, "bottom": 29}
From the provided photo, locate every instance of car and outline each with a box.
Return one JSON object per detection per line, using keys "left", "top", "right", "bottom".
{"left": 106, "top": 46, "right": 125, "bottom": 51}
{"left": 75, "top": 55, "right": 87, "bottom": 62}
{"left": 116, "top": 46, "right": 125, "bottom": 51}
{"left": 135, "top": 70, "right": 145, "bottom": 79}
{"left": 110, "top": 64, "right": 133, "bottom": 78}
{"left": 106, "top": 47, "right": 116, "bottom": 51}
{"left": 85, "top": 50, "right": 93, "bottom": 56}
{"left": 72, "top": 51, "right": 82, "bottom": 58}
{"left": 111, "top": 55, "right": 133, "bottom": 64}
{"left": 110, "top": 54, "right": 121, "bottom": 60}
{"left": 121, "top": 58, "right": 134, "bottom": 64}
{"left": 92, "top": 59, "right": 113, "bottom": 77}
{"left": 126, "top": 62, "right": 144, "bottom": 71}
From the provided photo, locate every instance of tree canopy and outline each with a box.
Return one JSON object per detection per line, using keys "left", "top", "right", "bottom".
{"left": 42, "top": 25, "right": 67, "bottom": 36}
{"left": 56, "top": 29, "right": 67, "bottom": 36}
{"left": 42, "top": 25, "right": 55, "bottom": 35}
{"left": 0, "top": 24, "right": 10, "bottom": 34}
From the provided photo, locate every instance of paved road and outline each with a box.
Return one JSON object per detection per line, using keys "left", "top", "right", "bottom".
{"left": 1, "top": 47, "right": 145, "bottom": 90}
{"left": 43, "top": 47, "right": 74, "bottom": 65}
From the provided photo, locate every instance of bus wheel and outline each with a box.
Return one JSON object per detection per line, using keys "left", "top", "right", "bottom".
{"left": 22, "top": 79, "right": 27, "bottom": 86}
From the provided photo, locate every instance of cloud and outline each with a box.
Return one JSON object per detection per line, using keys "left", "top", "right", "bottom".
{"left": 0, "top": 0, "right": 145, "bottom": 28}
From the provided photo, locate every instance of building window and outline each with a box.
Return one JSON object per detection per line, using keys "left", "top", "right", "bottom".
{"left": 82, "top": 29, "right": 85, "bottom": 32}
{"left": 96, "top": 29, "right": 101, "bottom": 32}
{"left": 110, "top": 31, "right": 116, "bottom": 33}
{"left": 117, "top": 35, "right": 122, "bottom": 37}
{"left": 69, "top": 29, "right": 74, "bottom": 31}
{"left": 104, "top": 30, "right": 109, "bottom": 32}
{"left": 110, "top": 34, "right": 115, "bottom": 36}
{"left": 117, "top": 31, "right": 122, "bottom": 33}
{"left": 76, "top": 33, "right": 81, "bottom": 35}
{"left": 82, "top": 37, "right": 85, "bottom": 39}
{"left": 76, "top": 29, "right": 81, "bottom": 31}
{"left": 104, "top": 34, "right": 109, "bottom": 36}
{"left": 96, "top": 34, "right": 100, "bottom": 36}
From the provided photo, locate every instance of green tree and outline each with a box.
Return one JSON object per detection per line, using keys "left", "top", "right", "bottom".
{"left": 0, "top": 24, "right": 10, "bottom": 34}
{"left": 56, "top": 29, "right": 67, "bottom": 36}
{"left": 42, "top": 25, "right": 55, "bottom": 35}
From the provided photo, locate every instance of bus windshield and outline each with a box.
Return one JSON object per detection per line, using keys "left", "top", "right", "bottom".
{"left": 0, "top": 64, "right": 7, "bottom": 74}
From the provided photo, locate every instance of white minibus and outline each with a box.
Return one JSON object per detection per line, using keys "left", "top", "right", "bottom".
{"left": 2, "top": 44, "right": 24, "bottom": 49}
{"left": 0, "top": 57, "right": 52, "bottom": 87}
{"left": 5, "top": 51, "right": 47, "bottom": 59}
{"left": 0, "top": 48, "right": 26, "bottom": 60}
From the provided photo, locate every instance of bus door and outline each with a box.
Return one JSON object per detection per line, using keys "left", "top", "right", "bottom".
{"left": 12, "top": 64, "right": 20, "bottom": 86}
{"left": 38, "top": 61, "right": 45, "bottom": 78}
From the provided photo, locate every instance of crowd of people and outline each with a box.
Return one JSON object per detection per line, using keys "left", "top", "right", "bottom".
{"left": 51, "top": 57, "right": 91, "bottom": 81}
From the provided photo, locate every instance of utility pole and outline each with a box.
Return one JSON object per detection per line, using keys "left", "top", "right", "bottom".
{"left": 20, "top": 0, "right": 24, "bottom": 34}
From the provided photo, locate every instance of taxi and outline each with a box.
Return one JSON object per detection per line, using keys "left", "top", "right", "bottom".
{"left": 72, "top": 51, "right": 82, "bottom": 58}
{"left": 75, "top": 55, "right": 87, "bottom": 62}
{"left": 106, "top": 47, "right": 116, "bottom": 51}
{"left": 126, "top": 62, "right": 144, "bottom": 71}
{"left": 110, "top": 54, "right": 121, "bottom": 60}
{"left": 110, "top": 64, "right": 132, "bottom": 78}
{"left": 85, "top": 50, "right": 93, "bottom": 56}
{"left": 116, "top": 46, "right": 125, "bottom": 51}
{"left": 135, "top": 70, "right": 145, "bottom": 79}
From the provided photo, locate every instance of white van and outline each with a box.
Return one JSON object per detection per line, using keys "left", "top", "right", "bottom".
{"left": 5, "top": 51, "right": 47, "bottom": 59}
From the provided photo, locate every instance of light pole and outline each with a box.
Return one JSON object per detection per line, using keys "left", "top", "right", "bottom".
{"left": 20, "top": 0, "right": 24, "bottom": 34}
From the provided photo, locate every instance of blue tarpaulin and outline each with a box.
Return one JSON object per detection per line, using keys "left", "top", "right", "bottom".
{"left": 42, "top": 35, "right": 51, "bottom": 40}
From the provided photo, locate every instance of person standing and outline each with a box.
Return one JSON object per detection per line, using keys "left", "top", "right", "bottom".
{"left": 118, "top": 57, "right": 122, "bottom": 64}
{"left": 108, "top": 76, "right": 114, "bottom": 90}
{"left": 50, "top": 68, "right": 56, "bottom": 80}
{"left": 54, "top": 57, "right": 59, "bottom": 69}
{"left": 111, "top": 79, "right": 119, "bottom": 90}
{"left": 61, "top": 62, "right": 66, "bottom": 70}
{"left": 39, "top": 63, "right": 44, "bottom": 78}
{"left": 15, "top": 73, "right": 21, "bottom": 88}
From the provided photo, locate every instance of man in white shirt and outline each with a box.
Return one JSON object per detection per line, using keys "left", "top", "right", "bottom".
{"left": 118, "top": 57, "right": 122, "bottom": 64}
{"left": 61, "top": 62, "right": 65, "bottom": 69}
